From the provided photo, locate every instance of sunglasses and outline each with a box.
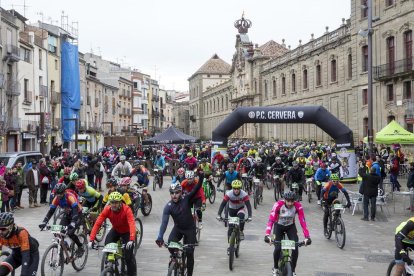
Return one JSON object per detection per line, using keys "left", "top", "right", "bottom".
{"left": 0, "top": 226, "right": 9, "bottom": 231}
{"left": 170, "top": 191, "right": 181, "bottom": 195}
{"left": 233, "top": 188, "right": 241, "bottom": 190}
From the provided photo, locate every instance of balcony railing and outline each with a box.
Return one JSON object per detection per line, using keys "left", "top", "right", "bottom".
{"left": 5, "top": 44, "right": 21, "bottom": 62}
{"left": 39, "top": 85, "right": 48, "bottom": 97}
{"left": 51, "top": 91, "right": 61, "bottom": 105}
{"left": 7, "top": 117, "right": 21, "bottom": 131}
{"left": 23, "top": 91, "right": 33, "bottom": 104}
{"left": 52, "top": 118, "right": 61, "bottom": 130}
{"left": 374, "top": 58, "right": 414, "bottom": 80}
{"left": 5, "top": 81, "right": 20, "bottom": 96}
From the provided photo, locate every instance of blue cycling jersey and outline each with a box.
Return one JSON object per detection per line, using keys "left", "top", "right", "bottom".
{"left": 225, "top": 171, "right": 239, "bottom": 184}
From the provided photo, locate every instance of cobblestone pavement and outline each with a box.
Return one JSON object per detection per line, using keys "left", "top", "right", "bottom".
{"left": 7, "top": 177, "right": 412, "bottom": 276}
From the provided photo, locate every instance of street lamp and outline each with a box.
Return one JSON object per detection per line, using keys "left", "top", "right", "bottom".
{"left": 63, "top": 118, "right": 78, "bottom": 150}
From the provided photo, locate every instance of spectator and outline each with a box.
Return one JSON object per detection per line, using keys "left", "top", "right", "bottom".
{"left": 14, "top": 162, "right": 25, "bottom": 209}
{"left": 4, "top": 169, "right": 16, "bottom": 211}
{"left": 389, "top": 153, "right": 401, "bottom": 191}
{"left": 359, "top": 167, "right": 381, "bottom": 221}
{"left": 38, "top": 158, "right": 52, "bottom": 204}
{"left": 0, "top": 161, "right": 5, "bottom": 178}
{"left": 94, "top": 156, "right": 104, "bottom": 191}
{"left": 0, "top": 178, "right": 10, "bottom": 212}
{"left": 26, "top": 160, "right": 40, "bottom": 208}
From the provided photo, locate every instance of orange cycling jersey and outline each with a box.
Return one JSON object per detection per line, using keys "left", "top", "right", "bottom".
{"left": 0, "top": 227, "right": 38, "bottom": 253}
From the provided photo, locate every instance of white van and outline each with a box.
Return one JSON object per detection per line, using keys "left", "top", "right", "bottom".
{"left": 0, "top": 151, "right": 43, "bottom": 169}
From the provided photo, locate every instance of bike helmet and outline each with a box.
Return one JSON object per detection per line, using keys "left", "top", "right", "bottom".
{"left": 283, "top": 191, "right": 297, "bottom": 201}
{"left": 185, "top": 171, "right": 194, "bottom": 179}
{"left": 177, "top": 168, "right": 185, "bottom": 175}
{"left": 107, "top": 178, "right": 118, "bottom": 187}
{"left": 120, "top": 177, "right": 132, "bottom": 186}
{"left": 63, "top": 167, "right": 72, "bottom": 175}
{"left": 69, "top": 172, "right": 79, "bottom": 181}
{"left": 169, "top": 182, "right": 182, "bottom": 193}
{"left": 120, "top": 155, "right": 126, "bottom": 161}
{"left": 231, "top": 180, "right": 242, "bottom": 189}
{"left": 331, "top": 174, "right": 340, "bottom": 181}
{"left": 275, "top": 157, "right": 281, "bottom": 161}
{"left": 201, "top": 158, "right": 207, "bottom": 163}
{"left": 0, "top": 212, "right": 14, "bottom": 227}
{"left": 108, "top": 191, "right": 123, "bottom": 202}
{"left": 228, "top": 163, "right": 234, "bottom": 169}
{"left": 187, "top": 152, "right": 193, "bottom": 157}
{"left": 256, "top": 157, "right": 262, "bottom": 162}
{"left": 75, "top": 179, "right": 86, "bottom": 190}
{"left": 55, "top": 183, "right": 67, "bottom": 194}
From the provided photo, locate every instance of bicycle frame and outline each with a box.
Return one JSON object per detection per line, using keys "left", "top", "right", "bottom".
{"left": 102, "top": 242, "right": 125, "bottom": 274}
{"left": 48, "top": 225, "right": 72, "bottom": 264}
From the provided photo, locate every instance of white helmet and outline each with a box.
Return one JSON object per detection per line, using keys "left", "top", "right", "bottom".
{"left": 256, "top": 157, "right": 262, "bottom": 162}
{"left": 185, "top": 171, "right": 195, "bottom": 179}
{"left": 169, "top": 182, "right": 182, "bottom": 193}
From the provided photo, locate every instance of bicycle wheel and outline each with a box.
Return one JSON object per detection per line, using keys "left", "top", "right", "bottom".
{"left": 209, "top": 185, "right": 216, "bottom": 204}
{"left": 235, "top": 233, "right": 240, "bottom": 258}
{"left": 95, "top": 220, "right": 107, "bottom": 242}
{"left": 196, "top": 216, "right": 201, "bottom": 243}
{"left": 228, "top": 232, "right": 235, "bottom": 271}
{"left": 135, "top": 218, "right": 143, "bottom": 253}
{"left": 386, "top": 260, "right": 407, "bottom": 276}
{"left": 307, "top": 184, "right": 312, "bottom": 203}
{"left": 283, "top": 262, "right": 293, "bottom": 276}
{"left": 167, "top": 260, "right": 179, "bottom": 276}
{"left": 159, "top": 175, "right": 163, "bottom": 189}
{"left": 153, "top": 176, "right": 157, "bottom": 191}
{"left": 0, "top": 252, "right": 15, "bottom": 276}
{"left": 253, "top": 187, "right": 258, "bottom": 209}
{"left": 71, "top": 234, "right": 88, "bottom": 271}
{"left": 335, "top": 217, "right": 346, "bottom": 249}
{"left": 41, "top": 243, "right": 64, "bottom": 276}
{"left": 266, "top": 175, "right": 272, "bottom": 190}
{"left": 324, "top": 213, "right": 332, "bottom": 239}
{"left": 141, "top": 193, "right": 152, "bottom": 216}
{"left": 100, "top": 266, "right": 115, "bottom": 276}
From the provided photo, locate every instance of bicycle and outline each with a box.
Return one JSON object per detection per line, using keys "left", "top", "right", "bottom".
{"left": 270, "top": 235, "right": 307, "bottom": 276}
{"left": 289, "top": 182, "right": 300, "bottom": 195}
{"left": 164, "top": 242, "right": 196, "bottom": 276}
{"left": 253, "top": 177, "right": 263, "bottom": 209}
{"left": 202, "top": 177, "right": 216, "bottom": 204}
{"left": 273, "top": 174, "right": 284, "bottom": 201}
{"left": 265, "top": 166, "right": 273, "bottom": 189}
{"left": 152, "top": 168, "right": 162, "bottom": 191}
{"left": 217, "top": 216, "right": 249, "bottom": 271}
{"left": 131, "top": 183, "right": 153, "bottom": 217}
{"left": 323, "top": 202, "right": 346, "bottom": 249}
{"left": 192, "top": 207, "right": 202, "bottom": 243}
{"left": 241, "top": 173, "right": 252, "bottom": 195}
{"left": 40, "top": 224, "right": 88, "bottom": 276}
{"left": 386, "top": 239, "right": 414, "bottom": 276}
{"left": 79, "top": 206, "right": 107, "bottom": 242}
{"left": 0, "top": 251, "right": 15, "bottom": 276}
{"left": 305, "top": 177, "right": 314, "bottom": 203}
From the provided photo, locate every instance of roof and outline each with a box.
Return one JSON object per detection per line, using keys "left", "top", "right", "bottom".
{"left": 258, "top": 40, "right": 288, "bottom": 58}
{"left": 190, "top": 54, "right": 231, "bottom": 79}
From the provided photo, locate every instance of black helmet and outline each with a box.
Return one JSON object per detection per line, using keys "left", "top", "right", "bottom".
{"left": 55, "top": 183, "right": 67, "bottom": 194}
{"left": 283, "top": 191, "right": 296, "bottom": 201}
{"left": 0, "top": 212, "right": 14, "bottom": 227}
{"left": 107, "top": 178, "right": 119, "bottom": 187}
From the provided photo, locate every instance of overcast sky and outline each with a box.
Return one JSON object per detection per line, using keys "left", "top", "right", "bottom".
{"left": 2, "top": 0, "right": 350, "bottom": 92}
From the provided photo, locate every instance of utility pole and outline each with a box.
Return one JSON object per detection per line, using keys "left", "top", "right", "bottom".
{"left": 25, "top": 112, "right": 46, "bottom": 155}
{"left": 367, "top": 0, "right": 374, "bottom": 157}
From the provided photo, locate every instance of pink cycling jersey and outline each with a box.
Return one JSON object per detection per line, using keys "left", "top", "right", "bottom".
{"left": 265, "top": 200, "right": 310, "bottom": 238}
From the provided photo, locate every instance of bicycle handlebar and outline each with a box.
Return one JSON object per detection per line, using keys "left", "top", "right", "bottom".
{"left": 271, "top": 240, "right": 307, "bottom": 247}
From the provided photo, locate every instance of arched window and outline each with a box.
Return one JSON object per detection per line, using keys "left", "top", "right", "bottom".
{"left": 291, "top": 74, "right": 296, "bottom": 92}
{"left": 264, "top": 80, "right": 268, "bottom": 99}
{"left": 348, "top": 54, "right": 352, "bottom": 79}
{"left": 225, "top": 95, "right": 229, "bottom": 109}
{"left": 331, "top": 59, "right": 337, "bottom": 82}
{"left": 387, "top": 36, "right": 395, "bottom": 74}
{"left": 272, "top": 79, "right": 277, "bottom": 97}
{"left": 362, "top": 45, "right": 368, "bottom": 72}
{"left": 404, "top": 31, "right": 412, "bottom": 70}
{"left": 303, "top": 69, "right": 308, "bottom": 89}
{"left": 282, "top": 76, "right": 286, "bottom": 95}
{"left": 363, "top": 117, "right": 368, "bottom": 137}
{"left": 316, "top": 65, "right": 322, "bottom": 86}
{"left": 221, "top": 97, "right": 224, "bottom": 110}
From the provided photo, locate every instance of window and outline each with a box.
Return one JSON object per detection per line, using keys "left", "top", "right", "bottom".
{"left": 282, "top": 76, "right": 286, "bottom": 95}
{"left": 363, "top": 118, "right": 368, "bottom": 137}
{"left": 316, "top": 65, "right": 322, "bottom": 86}
{"left": 331, "top": 59, "right": 337, "bottom": 82}
{"left": 387, "top": 84, "right": 394, "bottom": 101}
{"left": 361, "top": 0, "right": 368, "bottom": 18}
{"left": 348, "top": 54, "right": 352, "bottom": 79}
{"left": 264, "top": 81, "right": 268, "bottom": 98}
{"left": 22, "top": 47, "right": 31, "bottom": 63}
{"left": 273, "top": 79, "right": 277, "bottom": 96}
{"left": 386, "top": 0, "right": 394, "bottom": 6}
{"left": 54, "top": 59, "right": 58, "bottom": 70}
{"left": 362, "top": 89, "right": 368, "bottom": 105}
{"left": 291, "top": 74, "right": 296, "bottom": 92}
{"left": 404, "top": 81, "right": 412, "bottom": 100}
{"left": 39, "top": 49, "right": 42, "bottom": 70}
{"left": 387, "top": 37, "right": 395, "bottom": 74}
{"left": 254, "top": 80, "right": 257, "bottom": 93}
{"left": 362, "top": 46, "right": 368, "bottom": 72}
{"left": 303, "top": 70, "right": 308, "bottom": 90}
{"left": 24, "top": 79, "right": 29, "bottom": 102}
{"left": 404, "top": 31, "right": 412, "bottom": 71}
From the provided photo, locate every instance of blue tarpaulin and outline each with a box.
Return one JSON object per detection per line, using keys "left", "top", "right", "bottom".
{"left": 61, "top": 42, "right": 80, "bottom": 142}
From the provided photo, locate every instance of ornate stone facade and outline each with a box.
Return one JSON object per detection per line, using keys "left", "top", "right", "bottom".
{"left": 189, "top": 0, "right": 414, "bottom": 144}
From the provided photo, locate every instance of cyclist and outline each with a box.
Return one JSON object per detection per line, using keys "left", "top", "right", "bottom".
{"left": 217, "top": 180, "right": 252, "bottom": 242}
{"left": 180, "top": 171, "right": 206, "bottom": 228}
{"left": 393, "top": 217, "right": 414, "bottom": 275}
{"left": 153, "top": 150, "right": 166, "bottom": 187}
{"left": 197, "top": 158, "right": 214, "bottom": 189}
{"left": 321, "top": 173, "right": 351, "bottom": 234}
{"left": 270, "top": 157, "right": 287, "bottom": 190}
{"left": 264, "top": 191, "right": 311, "bottom": 276}
{"left": 249, "top": 157, "right": 266, "bottom": 198}
{"left": 217, "top": 163, "right": 241, "bottom": 192}
{"left": 155, "top": 178, "right": 203, "bottom": 276}
{"left": 102, "top": 178, "right": 132, "bottom": 206}
{"left": 0, "top": 212, "right": 39, "bottom": 276}
{"left": 118, "top": 177, "right": 137, "bottom": 210}
{"left": 74, "top": 179, "right": 103, "bottom": 211}
{"left": 38, "top": 183, "right": 85, "bottom": 257}
{"left": 57, "top": 167, "right": 72, "bottom": 185}
{"left": 183, "top": 152, "right": 197, "bottom": 171}
{"left": 112, "top": 155, "right": 132, "bottom": 178}
{"left": 172, "top": 167, "right": 186, "bottom": 184}
{"left": 314, "top": 163, "right": 331, "bottom": 205}
{"left": 220, "top": 154, "right": 232, "bottom": 171}
{"left": 286, "top": 161, "right": 305, "bottom": 201}
{"left": 90, "top": 192, "right": 137, "bottom": 276}
{"left": 130, "top": 162, "right": 149, "bottom": 187}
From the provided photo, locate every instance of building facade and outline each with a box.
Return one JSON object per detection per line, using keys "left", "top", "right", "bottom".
{"left": 189, "top": 0, "right": 414, "bottom": 144}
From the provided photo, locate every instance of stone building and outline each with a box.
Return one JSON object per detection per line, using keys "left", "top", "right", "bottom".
{"left": 189, "top": 0, "right": 414, "bottom": 144}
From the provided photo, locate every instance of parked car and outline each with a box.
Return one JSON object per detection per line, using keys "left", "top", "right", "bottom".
{"left": 0, "top": 151, "right": 43, "bottom": 171}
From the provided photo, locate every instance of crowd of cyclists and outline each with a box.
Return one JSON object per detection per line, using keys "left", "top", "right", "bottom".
{"left": 0, "top": 141, "right": 411, "bottom": 275}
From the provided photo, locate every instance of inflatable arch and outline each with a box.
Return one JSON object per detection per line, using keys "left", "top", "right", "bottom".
{"left": 212, "top": 106, "right": 357, "bottom": 181}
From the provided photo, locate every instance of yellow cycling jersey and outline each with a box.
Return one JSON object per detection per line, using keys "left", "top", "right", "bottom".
{"left": 102, "top": 192, "right": 132, "bottom": 206}
{"left": 396, "top": 217, "right": 414, "bottom": 238}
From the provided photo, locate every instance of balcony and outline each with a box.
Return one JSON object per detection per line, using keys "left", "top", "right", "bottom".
{"left": 23, "top": 91, "right": 33, "bottom": 104}
{"left": 51, "top": 90, "right": 61, "bottom": 105}
{"left": 5, "top": 81, "right": 20, "bottom": 96}
{"left": 4, "top": 44, "right": 21, "bottom": 62}
{"left": 52, "top": 118, "right": 61, "bottom": 130}
{"left": 21, "top": 120, "right": 37, "bottom": 132}
{"left": 374, "top": 58, "right": 414, "bottom": 81}
{"left": 6, "top": 117, "right": 21, "bottom": 131}
{"left": 39, "top": 85, "right": 48, "bottom": 97}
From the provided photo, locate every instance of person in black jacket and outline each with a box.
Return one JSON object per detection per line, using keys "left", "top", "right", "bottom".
{"left": 406, "top": 162, "right": 414, "bottom": 211}
{"left": 359, "top": 167, "right": 381, "bottom": 221}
